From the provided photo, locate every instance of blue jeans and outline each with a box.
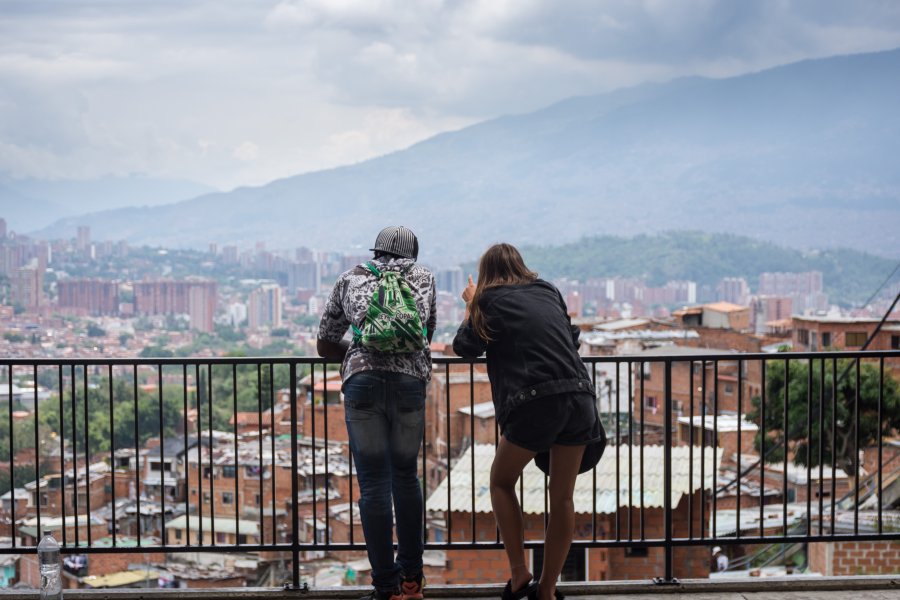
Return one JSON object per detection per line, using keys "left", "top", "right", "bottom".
{"left": 343, "top": 371, "right": 426, "bottom": 592}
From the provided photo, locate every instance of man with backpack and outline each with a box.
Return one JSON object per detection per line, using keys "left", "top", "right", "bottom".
{"left": 317, "top": 226, "right": 436, "bottom": 600}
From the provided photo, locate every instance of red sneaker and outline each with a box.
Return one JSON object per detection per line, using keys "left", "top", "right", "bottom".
{"left": 400, "top": 573, "right": 425, "bottom": 600}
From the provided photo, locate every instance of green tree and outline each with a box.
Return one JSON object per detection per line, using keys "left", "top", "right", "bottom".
{"left": 746, "top": 358, "right": 900, "bottom": 478}
{"left": 87, "top": 323, "right": 106, "bottom": 337}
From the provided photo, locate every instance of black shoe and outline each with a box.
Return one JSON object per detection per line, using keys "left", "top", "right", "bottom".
{"left": 502, "top": 578, "right": 537, "bottom": 600}
{"left": 358, "top": 588, "right": 402, "bottom": 600}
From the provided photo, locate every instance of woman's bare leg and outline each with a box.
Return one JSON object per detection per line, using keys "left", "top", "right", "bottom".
{"left": 490, "top": 437, "right": 537, "bottom": 591}
{"left": 538, "top": 444, "right": 585, "bottom": 600}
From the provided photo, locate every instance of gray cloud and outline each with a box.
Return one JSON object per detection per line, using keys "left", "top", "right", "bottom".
{"left": 0, "top": 0, "right": 899, "bottom": 188}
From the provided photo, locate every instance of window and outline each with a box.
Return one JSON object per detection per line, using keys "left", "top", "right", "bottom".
{"left": 645, "top": 396, "right": 658, "bottom": 411}
{"left": 846, "top": 332, "right": 867, "bottom": 347}
{"left": 892, "top": 335, "right": 900, "bottom": 350}
{"left": 175, "top": 529, "right": 182, "bottom": 541}
{"left": 203, "top": 492, "right": 211, "bottom": 504}
{"left": 724, "top": 384, "right": 734, "bottom": 395}
{"left": 624, "top": 546, "right": 648, "bottom": 558}
{"left": 222, "top": 466, "right": 236, "bottom": 479}
{"left": 40, "top": 493, "right": 49, "bottom": 507}
{"left": 202, "top": 467, "right": 212, "bottom": 479}
{"left": 222, "top": 492, "right": 234, "bottom": 505}
{"left": 254, "top": 493, "right": 262, "bottom": 507}
{"left": 822, "top": 332, "right": 832, "bottom": 348}
{"left": 191, "top": 488, "right": 198, "bottom": 496}
{"left": 797, "top": 329, "right": 809, "bottom": 345}
{"left": 216, "top": 532, "right": 228, "bottom": 544}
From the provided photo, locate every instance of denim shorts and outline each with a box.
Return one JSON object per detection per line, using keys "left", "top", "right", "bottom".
{"left": 502, "top": 391, "right": 603, "bottom": 453}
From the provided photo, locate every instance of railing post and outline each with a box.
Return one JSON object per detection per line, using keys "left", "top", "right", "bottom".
{"left": 288, "top": 361, "right": 301, "bottom": 590}
{"left": 655, "top": 360, "right": 678, "bottom": 585}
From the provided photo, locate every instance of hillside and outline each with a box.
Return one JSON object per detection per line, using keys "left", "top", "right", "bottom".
{"left": 33, "top": 48, "right": 900, "bottom": 262}
{"left": 516, "top": 232, "right": 897, "bottom": 306}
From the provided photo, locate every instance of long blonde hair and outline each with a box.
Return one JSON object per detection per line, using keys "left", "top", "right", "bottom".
{"left": 469, "top": 243, "right": 538, "bottom": 341}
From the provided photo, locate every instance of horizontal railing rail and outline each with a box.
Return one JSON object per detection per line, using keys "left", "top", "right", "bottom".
{"left": 0, "top": 350, "right": 898, "bottom": 588}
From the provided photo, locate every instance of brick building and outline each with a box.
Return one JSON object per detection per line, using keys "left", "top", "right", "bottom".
{"left": 57, "top": 279, "right": 119, "bottom": 316}
{"left": 426, "top": 443, "right": 721, "bottom": 583}
{"left": 791, "top": 316, "right": 900, "bottom": 351}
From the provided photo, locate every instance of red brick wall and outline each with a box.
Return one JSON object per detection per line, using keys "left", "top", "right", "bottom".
{"left": 809, "top": 540, "right": 900, "bottom": 576}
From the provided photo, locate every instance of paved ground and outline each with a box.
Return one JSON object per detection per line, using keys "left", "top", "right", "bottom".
{"left": 3, "top": 580, "right": 899, "bottom": 599}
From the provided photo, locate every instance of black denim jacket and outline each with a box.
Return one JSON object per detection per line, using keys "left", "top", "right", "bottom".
{"left": 451, "top": 279, "right": 594, "bottom": 425}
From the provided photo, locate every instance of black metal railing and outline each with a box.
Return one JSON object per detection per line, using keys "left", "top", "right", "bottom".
{"left": 0, "top": 350, "right": 898, "bottom": 587}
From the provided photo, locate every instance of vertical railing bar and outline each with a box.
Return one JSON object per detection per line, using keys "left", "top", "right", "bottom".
{"left": 195, "top": 364, "right": 203, "bottom": 546}
{"left": 427, "top": 382, "right": 433, "bottom": 546}
{"left": 782, "top": 358, "right": 788, "bottom": 538}
{"left": 591, "top": 361, "right": 597, "bottom": 542}
{"left": 818, "top": 358, "right": 825, "bottom": 537}
{"left": 760, "top": 360, "right": 766, "bottom": 539}
{"left": 712, "top": 359, "right": 718, "bottom": 539}
{"left": 615, "top": 361, "right": 621, "bottom": 542}
{"left": 182, "top": 364, "right": 189, "bottom": 547}
{"left": 257, "top": 363, "right": 264, "bottom": 546}
{"left": 71, "top": 364, "right": 78, "bottom": 548}
{"left": 59, "top": 364, "right": 67, "bottom": 546}
{"left": 639, "top": 360, "right": 645, "bottom": 541}
{"left": 854, "top": 358, "right": 860, "bottom": 535}
{"left": 208, "top": 364, "right": 216, "bottom": 545}
{"left": 736, "top": 360, "right": 742, "bottom": 540}
{"left": 663, "top": 360, "right": 673, "bottom": 582}
{"left": 133, "top": 365, "right": 141, "bottom": 547}
{"left": 322, "top": 362, "right": 330, "bottom": 546}
{"left": 232, "top": 363, "right": 239, "bottom": 547}
{"left": 688, "top": 360, "right": 694, "bottom": 541}
{"left": 84, "top": 364, "right": 93, "bottom": 547}
{"left": 289, "top": 362, "right": 300, "bottom": 588}
{"left": 444, "top": 363, "right": 452, "bottom": 540}
{"left": 878, "top": 356, "right": 884, "bottom": 535}
{"left": 494, "top": 376, "right": 500, "bottom": 545}
{"left": 700, "top": 360, "right": 706, "bottom": 541}
{"left": 159, "top": 364, "right": 165, "bottom": 547}
{"left": 627, "top": 361, "right": 633, "bottom": 541}
{"left": 806, "top": 358, "right": 812, "bottom": 536}
{"left": 830, "top": 358, "right": 836, "bottom": 536}
{"left": 269, "top": 363, "right": 276, "bottom": 547}
{"left": 8, "top": 366, "right": 15, "bottom": 548}
{"left": 470, "top": 362, "right": 476, "bottom": 542}
{"left": 109, "top": 364, "right": 116, "bottom": 547}
{"left": 311, "top": 361, "right": 317, "bottom": 546}
{"left": 34, "top": 365, "right": 41, "bottom": 543}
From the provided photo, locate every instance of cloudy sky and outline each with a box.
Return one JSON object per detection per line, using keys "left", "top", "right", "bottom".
{"left": 2, "top": 0, "right": 900, "bottom": 190}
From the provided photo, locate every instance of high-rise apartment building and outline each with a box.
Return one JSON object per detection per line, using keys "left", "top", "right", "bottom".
{"left": 287, "top": 261, "right": 320, "bottom": 294}
{"left": 76, "top": 226, "right": 91, "bottom": 252}
{"left": 716, "top": 277, "right": 750, "bottom": 306}
{"left": 11, "top": 259, "right": 43, "bottom": 310}
{"left": 0, "top": 218, "right": 6, "bottom": 238}
{"left": 57, "top": 279, "right": 119, "bottom": 316}
{"left": 248, "top": 283, "right": 282, "bottom": 330}
{"left": 133, "top": 279, "right": 218, "bottom": 329}
{"left": 188, "top": 283, "right": 218, "bottom": 333}
{"left": 436, "top": 267, "right": 465, "bottom": 297}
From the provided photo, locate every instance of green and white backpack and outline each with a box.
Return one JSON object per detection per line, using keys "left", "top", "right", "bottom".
{"left": 352, "top": 262, "right": 428, "bottom": 353}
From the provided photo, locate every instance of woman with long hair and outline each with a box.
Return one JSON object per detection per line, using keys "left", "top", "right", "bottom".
{"left": 452, "top": 243, "right": 605, "bottom": 600}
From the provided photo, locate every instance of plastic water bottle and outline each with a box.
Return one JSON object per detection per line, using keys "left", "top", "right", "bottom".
{"left": 37, "top": 532, "right": 62, "bottom": 600}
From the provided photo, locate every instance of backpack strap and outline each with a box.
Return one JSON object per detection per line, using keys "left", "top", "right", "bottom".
{"left": 363, "top": 262, "right": 382, "bottom": 278}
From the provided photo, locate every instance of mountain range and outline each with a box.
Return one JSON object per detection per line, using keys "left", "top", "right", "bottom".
{"left": 28, "top": 47, "right": 900, "bottom": 264}
{"left": 0, "top": 175, "right": 215, "bottom": 232}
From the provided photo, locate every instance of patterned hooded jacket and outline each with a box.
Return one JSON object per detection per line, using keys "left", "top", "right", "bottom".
{"left": 318, "top": 256, "right": 437, "bottom": 386}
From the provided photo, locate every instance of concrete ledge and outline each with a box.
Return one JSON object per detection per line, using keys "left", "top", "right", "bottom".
{"left": 1, "top": 576, "right": 899, "bottom": 599}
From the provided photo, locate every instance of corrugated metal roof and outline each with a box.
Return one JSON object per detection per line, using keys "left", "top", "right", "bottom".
{"left": 426, "top": 443, "right": 721, "bottom": 515}
{"left": 81, "top": 569, "right": 158, "bottom": 588}
{"left": 166, "top": 515, "right": 258, "bottom": 535}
